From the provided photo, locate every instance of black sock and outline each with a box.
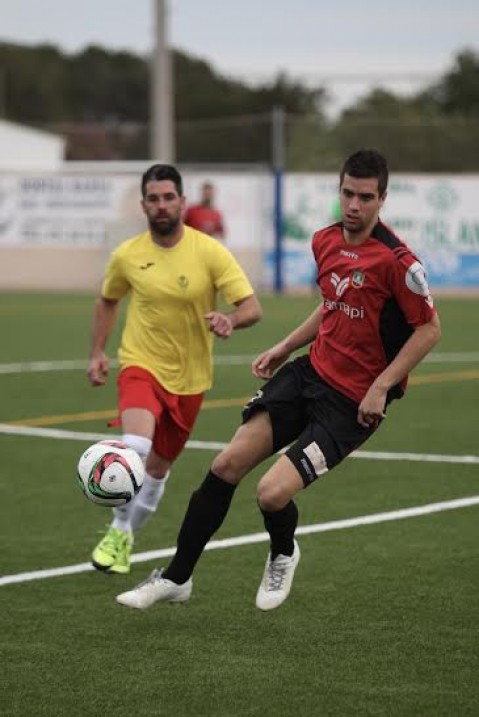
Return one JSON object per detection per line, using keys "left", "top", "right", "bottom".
{"left": 163, "top": 470, "right": 237, "bottom": 584}
{"left": 260, "top": 501, "right": 298, "bottom": 560}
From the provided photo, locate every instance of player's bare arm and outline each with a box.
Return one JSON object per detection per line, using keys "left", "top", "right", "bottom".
{"left": 87, "top": 296, "right": 120, "bottom": 386}
{"left": 253, "top": 305, "right": 323, "bottom": 379}
{"left": 205, "top": 294, "right": 262, "bottom": 339}
{"left": 357, "top": 313, "right": 441, "bottom": 427}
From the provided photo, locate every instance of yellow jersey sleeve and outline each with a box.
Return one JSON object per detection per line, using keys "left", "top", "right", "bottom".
{"left": 101, "top": 244, "right": 132, "bottom": 300}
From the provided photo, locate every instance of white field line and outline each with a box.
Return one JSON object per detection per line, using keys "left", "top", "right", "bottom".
{"left": 1, "top": 422, "right": 479, "bottom": 465}
{"left": 0, "top": 351, "right": 478, "bottom": 375}
{"left": 1, "top": 495, "right": 478, "bottom": 588}
{"left": 0, "top": 356, "right": 255, "bottom": 374}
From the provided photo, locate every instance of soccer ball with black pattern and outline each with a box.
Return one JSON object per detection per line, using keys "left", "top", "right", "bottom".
{"left": 77, "top": 440, "right": 144, "bottom": 506}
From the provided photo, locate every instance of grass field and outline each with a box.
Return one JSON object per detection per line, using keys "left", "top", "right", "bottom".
{"left": 0, "top": 293, "right": 478, "bottom": 717}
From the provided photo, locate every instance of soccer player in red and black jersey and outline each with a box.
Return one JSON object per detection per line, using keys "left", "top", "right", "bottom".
{"left": 116, "top": 149, "right": 441, "bottom": 613}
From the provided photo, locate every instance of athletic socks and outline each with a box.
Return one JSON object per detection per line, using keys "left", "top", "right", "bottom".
{"left": 112, "top": 434, "right": 153, "bottom": 532}
{"left": 129, "top": 471, "right": 169, "bottom": 533}
{"left": 260, "top": 500, "right": 298, "bottom": 559}
{"left": 163, "top": 470, "right": 237, "bottom": 584}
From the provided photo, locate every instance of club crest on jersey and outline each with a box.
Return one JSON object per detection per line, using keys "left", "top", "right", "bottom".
{"left": 352, "top": 270, "right": 365, "bottom": 288}
{"left": 177, "top": 275, "right": 189, "bottom": 289}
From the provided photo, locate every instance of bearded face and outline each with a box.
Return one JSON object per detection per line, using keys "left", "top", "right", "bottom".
{"left": 142, "top": 180, "right": 185, "bottom": 238}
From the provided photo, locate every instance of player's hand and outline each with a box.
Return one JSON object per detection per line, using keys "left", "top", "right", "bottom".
{"left": 252, "top": 344, "right": 290, "bottom": 379}
{"left": 357, "top": 384, "right": 387, "bottom": 428}
{"left": 87, "top": 355, "right": 110, "bottom": 386}
{"left": 205, "top": 311, "right": 233, "bottom": 339}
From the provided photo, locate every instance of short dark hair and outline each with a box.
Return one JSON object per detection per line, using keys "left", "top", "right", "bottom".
{"left": 141, "top": 164, "right": 183, "bottom": 197}
{"left": 340, "top": 149, "right": 389, "bottom": 197}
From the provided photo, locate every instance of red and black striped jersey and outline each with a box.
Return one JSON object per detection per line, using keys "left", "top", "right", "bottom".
{"left": 310, "top": 221, "right": 436, "bottom": 404}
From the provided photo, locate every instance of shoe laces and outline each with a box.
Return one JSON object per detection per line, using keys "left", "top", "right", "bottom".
{"left": 265, "top": 555, "right": 291, "bottom": 591}
{"left": 116, "top": 536, "right": 132, "bottom": 565}
{"left": 136, "top": 568, "right": 164, "bottom": 590}
{"left": 98, "top": 526, "right": 122, "bottom": 555}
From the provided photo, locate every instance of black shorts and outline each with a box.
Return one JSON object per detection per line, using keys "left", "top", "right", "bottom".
{"left": 242, "top": 355, "right": 378, "bottom": 487}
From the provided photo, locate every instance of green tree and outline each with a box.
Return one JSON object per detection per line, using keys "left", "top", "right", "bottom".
{"left": 423, "top": 49, "right": 479, "bottom": 116}
{"left": 1, "top": 42, "right": 68, "bottom": 121}
{"left": 330, "top": 50, "right": 479, "bottom": 171}
{"left": 66, "top": 45, "right": 149, "bottom": 121}
{"left": 1, "top": 41, "right": 478, "bottom": 168}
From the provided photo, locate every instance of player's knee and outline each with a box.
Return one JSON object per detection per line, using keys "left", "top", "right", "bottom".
{"left": 145, "top": 466, "right": 169, "bottom": 481}
{"left": 211, "top": 449, "right": 246, "bottom": 484}
{"left": 145, "top": 455, "right": 171, "bottom": 481}
{"left": 256, "top": 479, "right": 288, "bottom": 512}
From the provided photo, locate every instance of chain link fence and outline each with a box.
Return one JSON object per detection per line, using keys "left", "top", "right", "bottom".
{"left": 51, "top": 112, "right": 479, "bottom": 172}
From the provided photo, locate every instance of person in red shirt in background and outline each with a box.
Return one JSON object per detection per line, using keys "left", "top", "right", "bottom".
{"left": 184, "top": 181, "right": 226, "bottom": 241}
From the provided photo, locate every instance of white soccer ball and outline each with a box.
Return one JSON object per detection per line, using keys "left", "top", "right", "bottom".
{"left": 77, "top": 440, "right": 144, "bottom": 506}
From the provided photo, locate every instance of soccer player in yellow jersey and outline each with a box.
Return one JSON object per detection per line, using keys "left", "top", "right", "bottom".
{"left": 87, "top": 164, "right": 262, "bottom": 574}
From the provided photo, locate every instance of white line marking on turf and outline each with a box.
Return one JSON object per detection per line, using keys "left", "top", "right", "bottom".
{"left": 0, "top": 355, "right": 257, "bottom": 375}
{"left": 426, "top": 352, "right": 479, "bottom": 363}
{"left": 1, "top": 495, "right": 478, "bottom": 587}
{"left": 0, "top": 359, "right": 92, "bottom": 374}
{"left": 347, "top": 450, "right": 479, "bottom": 465}
{"left": 0, "top": 351, "right": 478, "bottom": 374}
{"left": 1, "top": 423, "right": 478, "bottom": 465}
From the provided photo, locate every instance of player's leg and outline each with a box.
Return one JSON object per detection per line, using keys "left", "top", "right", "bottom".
{"left": 126, "top": 450, "right": 171, "bottom": 534}
{"left": 254, "top": 455, "right": 303, "bottom": 611}
{"left": 116, "top": 411, "right": 274, "bottom": 608}
{"left": 255, "top": 377, "right": 379, "bottom": 610}
{"left": 92, "top": 367, "right": 160, "bottom": 573}
{"left": 126, "top": 389, "right": 203, "bottom": 534}
{"left": 91, "top": 406, "right": 155, "bottom": 574}
{"left": 162, "top": 410, "right": 275, "bottom": 581}
{"left": 113, "top": 408, "right": 157, "bottom": 529}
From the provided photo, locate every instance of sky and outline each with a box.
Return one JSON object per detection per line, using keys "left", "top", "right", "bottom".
{"left": 1, "top": 0, "right": 478, "bottom": 116}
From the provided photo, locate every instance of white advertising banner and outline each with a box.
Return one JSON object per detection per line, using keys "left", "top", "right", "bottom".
{"left": 0, "top": 174, "right": 140, "bottom": 246}
{"left": 1, "top": 169, "right": 478, "bottom": 290}
{"left": 0, "top": 170, "right": 269, "bottom": 250}
{"left": 268, "top": 173, "right": 479, "bottom": 290}
{"left": 383, "top": 175, "right": 479, "bottom": 289}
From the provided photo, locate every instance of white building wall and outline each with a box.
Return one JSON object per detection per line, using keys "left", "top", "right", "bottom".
{"left": 0, "top": 120, "right": 64, "bottom": 171}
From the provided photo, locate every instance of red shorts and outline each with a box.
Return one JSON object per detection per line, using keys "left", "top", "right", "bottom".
{"left": 114, "top": 366, "right": 203, "bottom": 462}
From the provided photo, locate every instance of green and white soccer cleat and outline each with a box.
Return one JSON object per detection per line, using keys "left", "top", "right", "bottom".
{"left": 91, "top": 526, "right": 133, "bottom": 574}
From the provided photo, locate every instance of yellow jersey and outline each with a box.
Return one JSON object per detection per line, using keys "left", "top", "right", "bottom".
{"left": 101, "top": 226, "right": 254, "bottom": 394}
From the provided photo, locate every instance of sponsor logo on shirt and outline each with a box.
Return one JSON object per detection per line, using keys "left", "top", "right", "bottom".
{"left": 178, "top": 275, "right": 189, "bottom": 288}
{"left": 140, "top": 262, "right": 155, "bottom": 270}
{"left": 340, "top": 249, "right": 359, "bottom": 260}
{"left": 330, "top": 272, "right": 349, "bottom": 297}
{"left": 324, "top": 298, "right": 365, "bottom": 319}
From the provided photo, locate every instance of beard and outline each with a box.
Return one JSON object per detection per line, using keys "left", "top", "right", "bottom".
{"left": 342, "top": 216, "right": 365, "bottom": 233}
{"left": 148, "top": 213, "right": 181, "bottom": 236}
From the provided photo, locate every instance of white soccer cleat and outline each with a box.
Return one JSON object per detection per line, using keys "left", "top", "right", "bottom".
{"left": 116, "top": 568, "right": 192, "bottom": 610}
{"left": 255, "top": 540, "right": 301, "bottom": 611}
